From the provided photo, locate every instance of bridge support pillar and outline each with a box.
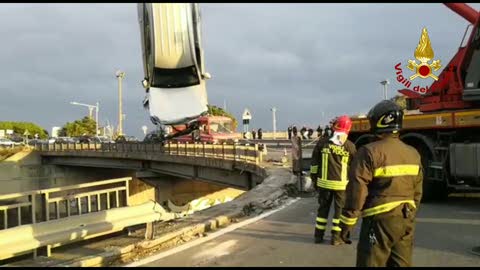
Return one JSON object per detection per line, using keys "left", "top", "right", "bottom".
{"left": 128, "top": 177, "right": 156, "bottom": 206}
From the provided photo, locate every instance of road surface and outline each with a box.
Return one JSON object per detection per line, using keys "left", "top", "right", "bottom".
{"left": 126, "top": 195, "right": 480, "bottom": 267}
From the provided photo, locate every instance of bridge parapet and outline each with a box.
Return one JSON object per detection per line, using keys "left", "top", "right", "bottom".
{"left": 32, "top": 142, "right": 266, "bottom": 191}
{"left": 33, "top": 142, "right": 263, "bottom": 165}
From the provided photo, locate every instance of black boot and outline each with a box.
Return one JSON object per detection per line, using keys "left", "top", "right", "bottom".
{"left": 314, "top": 229, "right": 324, "bottom": 244}
{"left": 315, "top": 236, "right": 324, "bottom": 244}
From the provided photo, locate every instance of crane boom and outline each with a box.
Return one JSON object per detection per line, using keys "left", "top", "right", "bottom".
{"left": 444, "top": 3, "right": 479, "bottom": 24}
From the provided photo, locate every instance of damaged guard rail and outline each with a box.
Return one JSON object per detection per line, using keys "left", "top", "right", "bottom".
{"left": 0, "top": 177, "right": 151, "bottom": 261}
{"left": 0, "top": 200, "right": 174, "bottom": 261}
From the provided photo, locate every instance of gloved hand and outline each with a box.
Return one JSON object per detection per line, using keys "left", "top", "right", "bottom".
{"left": 339, "top": 223, "right": 353, "bottom": 244}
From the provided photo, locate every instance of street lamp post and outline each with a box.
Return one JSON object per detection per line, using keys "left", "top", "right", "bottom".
{"left": 380, "top": 79, "right": 390, "bottom": 100}
{"left": 88, "top": 107, "right": 94, "bottom": 119}
{"left": 271, "top": 107, "right": 277, "bottom": 140}
{"left": 96, "top": 102, "right": 99, "bottom": 136}
{"left": 70, "top": 101, "right": 100, "bottom": 136}
{"left": 116, "top": 70, "right": 126, "bottom": 137}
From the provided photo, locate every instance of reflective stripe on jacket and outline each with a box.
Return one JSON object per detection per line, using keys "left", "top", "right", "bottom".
{"left": 340, "top": 136, "right": 423, "bottom": 225}
{"left": 310, "top": 139, "right": 356, "bottom": 191}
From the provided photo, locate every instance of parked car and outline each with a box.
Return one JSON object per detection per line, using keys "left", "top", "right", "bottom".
{"left": 143, "top": 130, "right": 166, "bottom": 143}
{"left": 0, "top": 138, "right": 20, "bottom": 146}
{"left": 54, "top": 137, "right": 77, "bottom": 144}
{"left": 96, "top": 136, "right": 115, "bottom": 144}
{"left": 27, "top": 139, "right": 47, "bottom": 146}
{"left": 9, "top": 134, "right": 24, "bottom": 143}
{"left": 115, "top": 135, "right": 139, "bottom": 143}
{"left": 125, "top": 136, "right": 139, "bottom": 142}
{"left": 76, "top": 136, "right": 92, "bottom": 143}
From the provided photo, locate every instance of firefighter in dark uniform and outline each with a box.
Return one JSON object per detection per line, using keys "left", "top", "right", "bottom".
{"left": 316, "top": 125, "right": 323, "bottom": 138}
{"left": 310, "top": 115, "right": 357, "bottom": 245}
{"left": 323, "top": 124, "right": 333, "bottom": 138}
{"left": 339, "top": 100, "right": 423, "bottom": 267}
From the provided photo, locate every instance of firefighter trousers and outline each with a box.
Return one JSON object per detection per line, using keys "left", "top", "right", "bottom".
{"left": 356, "top": 204, "right": 416, "bottom": 267}
{"left": 314, "top": 187, "right": 345, "bottom": 240}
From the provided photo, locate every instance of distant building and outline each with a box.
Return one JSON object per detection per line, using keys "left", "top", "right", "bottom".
{"left": 51, "top": 127, "right": 61, "bottom": 138}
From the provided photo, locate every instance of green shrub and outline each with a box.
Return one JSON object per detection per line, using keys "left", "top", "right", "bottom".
{"left": 0, "top": 121, "right": 48, "bottom": 139}
{"left": 207, "top": 105, "right": 238, "bottom": 131}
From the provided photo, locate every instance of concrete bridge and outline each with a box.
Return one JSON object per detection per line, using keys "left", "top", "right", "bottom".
{"left": 0, "top": 140, "right": 310, "bottom": 262}
{"left": 34, "top": 142, "right": 266, "bottom": 191}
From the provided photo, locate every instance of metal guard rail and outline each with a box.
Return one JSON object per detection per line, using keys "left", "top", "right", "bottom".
{"left": 0, "top": 191, "right": 37, "bottom": 230}
{"left": 32, "top": 142, "right": 264, "bottom": 164}
{"left": 0, "top": 177, "right": 133, "bottom": 260}
{"left": 0, "top": 178, "right": 131, "bottom": 232}
{"left": 0, "top": 200, "right": 174, "bottom": 261}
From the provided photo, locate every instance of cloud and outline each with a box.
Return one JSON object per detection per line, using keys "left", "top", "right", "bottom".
{"left": 1, "top": 3, "right": 480, "bottom": 136}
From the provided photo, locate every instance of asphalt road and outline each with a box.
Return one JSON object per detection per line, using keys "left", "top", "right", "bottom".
{"left": 128, "top": 195, "right": 480, "bottom": 267}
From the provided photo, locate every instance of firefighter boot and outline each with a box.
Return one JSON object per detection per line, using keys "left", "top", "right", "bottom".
{"left": 331, "top": 231, "right": 344, "bottom": 246}
{"left": 315, "top": 236, "right": 324, "bottom": 244}
{"left": 314, "top": 229, "right": 324, "bottom": 244}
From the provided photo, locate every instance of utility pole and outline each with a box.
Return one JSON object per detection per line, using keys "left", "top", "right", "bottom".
{"left": 380, "top": 79, "right": 390, "bottom": 100}
{"left": 87, "top": 107, "right": 94, "bottom": 119}
{"left": 271, "top": 107, "right": 277, "bottom": 140}
{"left": 116, "top": 70, "right": 126, "bottom": 136}
{"left": 95, "top": 101, "right": 99, "bottom": 136}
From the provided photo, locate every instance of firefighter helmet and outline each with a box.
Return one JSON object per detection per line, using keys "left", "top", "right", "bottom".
{"left": 332, "top": 115, "right": 352, "bottom": 134}
{"left": 367, "top": 100, "right": 403, "bottom": 134}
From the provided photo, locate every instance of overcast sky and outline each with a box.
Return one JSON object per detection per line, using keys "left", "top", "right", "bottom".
{"left": 1, "top": 3, "right": 480, "bottom": 138}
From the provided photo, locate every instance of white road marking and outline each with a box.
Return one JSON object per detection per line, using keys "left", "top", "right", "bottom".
{"left": 416, "top": 217, "right": 480, "bottom": 225}
{"left": 124, "top": 197, "right": 301, "bottom": 267}
{"left": 191, "top": 239, "right": 237, "bottom": 260}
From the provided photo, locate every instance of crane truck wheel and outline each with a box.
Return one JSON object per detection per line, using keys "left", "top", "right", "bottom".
{"left": 414, "top": 141, "right": 449, "bottom": 202}
{"left": 400, "top": 133, "right": 449, "bottom": 202}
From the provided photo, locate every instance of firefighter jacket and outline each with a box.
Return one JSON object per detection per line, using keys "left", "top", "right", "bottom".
{"left": 339, "top": 136, "right": 423, "bottom": 226}
{"left": 310, "top": 138, "right": 357, "bottom": 190}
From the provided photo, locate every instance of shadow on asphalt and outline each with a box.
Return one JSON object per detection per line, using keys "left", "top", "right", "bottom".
{"left": 412, "top": 195, "right": 480, "bottom": 261}
{"left": 240, "top": 193, "right": 480, "bottom": 262}
{"left": 230, "top": 228, "right": 314, "bottom": 245}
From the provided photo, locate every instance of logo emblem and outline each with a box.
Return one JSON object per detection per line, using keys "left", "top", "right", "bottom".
{"left": 394, "top": 27, "right": 442, "bottom": 95}
{"left": 384, "top": 114, "right": 394, "bottom": 124}
{"left": 407, "top": 28, "right": 442, "bottom": 81}
{"left": 377, "top": 114, "right": 395, "bottom": 128}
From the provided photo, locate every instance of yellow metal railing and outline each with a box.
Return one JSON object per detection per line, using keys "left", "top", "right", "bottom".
{"left": 39, "top": 177, "right": 130, "bottom": 222}
{"left": 34, "top": 141, "right": 263, "bottom": 164}
{"left": 162, "top": 141, "right": 261, "bottom": 163}
{"left": 0, "top": 178, "right": 131, "bottom": 231}
{"left": 0, "top": 191, "right": 36, "bottom": 230}
{"left": 0, "top": 177, "right": 132, "bottom": 260}
{"left": 0, "top": 200, "right": 172, "bottom": 261}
